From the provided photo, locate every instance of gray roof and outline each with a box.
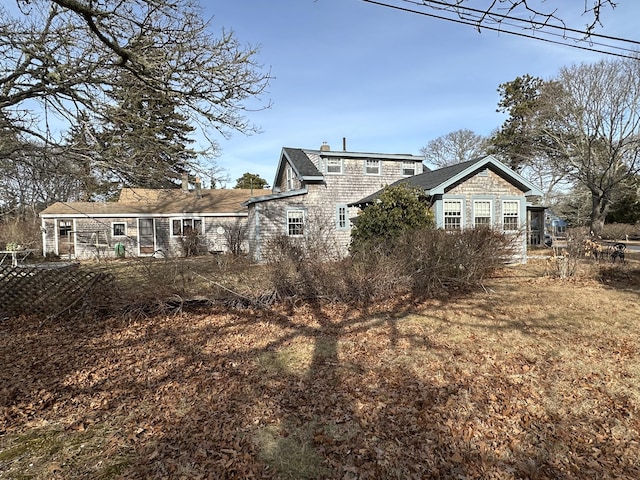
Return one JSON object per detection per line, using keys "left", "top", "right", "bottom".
{"left": 282, "top": 148, "right": 323, "bottom": 177}
{"left": 273, "top": 147, "right": 427, "bottom": 188}
{"left": 398, "top": 158, "right": 480, "bottom": 191}
{"left": 351, "top": 156, "right": 543, "bottom": 206}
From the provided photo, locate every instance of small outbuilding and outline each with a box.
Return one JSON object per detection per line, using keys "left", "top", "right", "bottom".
{"left": 40, "top": 187, "right": 254, "bottom": 259}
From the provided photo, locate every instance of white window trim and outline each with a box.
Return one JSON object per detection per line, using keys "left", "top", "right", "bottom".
{"left": 285, "top": 165, "right": 294, "bottom": 190}
{"left": 286, "top": 209, "right": 305, "bottom": 237}
{"left": 443, "top": 199, "right": 464, "bottom": 231}
{"left": 402, "top": 161, "right": 416, "bottom": 176}
{"left": 112, "top": 222, "right": 127, "bottom": 237}
{"left": 473, "top": 199, "right": 493, "bottom": 227}
{"left": 364, "top": 159, "right": 381, "bottom": 175}
{"left": 326, "top": 158, "right": 343, "bottom": 175}
{"left": 502, "top": 200, "right": 521, "bottom": 232}
{"left": 171, "top": 217, "right": 204, "bottom": 237}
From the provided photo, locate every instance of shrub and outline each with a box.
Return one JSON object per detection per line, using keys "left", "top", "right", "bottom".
{"left": 384, "top": 227, "right": 515, "bottom": 298}
{"left": 600, "top": 223, "right": 638, "bottom": 241}
{"left": 350, "top": 184, "right": 434, "bottom": 252}
{"left": 223, "top": 220, "right": 247, "bottom": 256}
{"left": 265, "top": 226, "right": 516, "bottom": 306}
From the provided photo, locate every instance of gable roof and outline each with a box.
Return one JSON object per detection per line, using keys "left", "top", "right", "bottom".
{"left": 40, "top": 188, "right": 255, "bottom": 217}
{"left": 271, "top": 148, "right": 324, "bottom": 188}
{"left": 272, "top": 147, "right": 427, "bottom": 189}
{"left": 351, "top": 155, "right": 543, "bottom": 205}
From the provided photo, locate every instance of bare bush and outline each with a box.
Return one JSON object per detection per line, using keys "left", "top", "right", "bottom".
{"left": 600, "top": 223, "right": 639, "bottom": 241}
{"left": 223, "top": 220, "right": 247, "bottom": 256}
{"left": 390, "top": 228, "right": 516, "bottom": 298}
{"left": 264, "top": 227, "right": 516, "bottom": 306}
{"left": 0, "top": 215, "right": 42, "bottom": 254}
{"left": 177, "top": 229, "right": 202, "bottom": 257}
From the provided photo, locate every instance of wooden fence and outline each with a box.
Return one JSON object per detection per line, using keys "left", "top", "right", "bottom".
{"left": 0, "top": 264, "right": 116, "bottom": 319}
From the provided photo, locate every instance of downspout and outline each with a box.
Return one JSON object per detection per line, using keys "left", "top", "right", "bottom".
{"left": 40, "top": 217, "right": 47, "bottom": 257}
{"left": 255, "top": 203, "right": 261, "bottom": 263}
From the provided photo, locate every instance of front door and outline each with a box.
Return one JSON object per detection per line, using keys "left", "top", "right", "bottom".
{"left": 138, "top": 218, "right": 156, "bottom": 255}
{"left": 57, "top": 219, "right": 75, "bottom": 257}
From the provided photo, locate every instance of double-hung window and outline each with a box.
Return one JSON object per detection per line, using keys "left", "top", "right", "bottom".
{"left": 287, "top": 210, "right": 304, "bottom": 236}
{"left": 473, "top": 200, "right": 492, "bottom": 227}
{"left": 365, "top": 159, "right": 380, "bottom": 175}
{"left": 402, "top": 161, "right": 416, "bottom": 176}
{"left": 326, "top": 158, "right": 342, "bottom": 174}
{"left": 172, "top": 218, "right": 202, "bottom": 236}
{"left": 502, "top": 201, "right": 520, "bottom": 231}
{"left": 444, "top": 200, "right": 463, "bottom": 231}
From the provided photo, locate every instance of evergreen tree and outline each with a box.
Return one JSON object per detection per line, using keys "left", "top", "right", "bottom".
{"left": 94, "top": 37, "right": 198, "bottom": 188}
{"left": 234, "top": 173, "right": 268, "bottom": 190}
{"left": 351, "top": 184, "right": 434, "bottom": 251}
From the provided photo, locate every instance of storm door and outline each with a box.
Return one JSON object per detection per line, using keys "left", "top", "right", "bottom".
{"left": 138, "top": 218, "right": 156, "bottom": 255}
{"left": 57, "top": 219, "right": 75, "bottom": 256}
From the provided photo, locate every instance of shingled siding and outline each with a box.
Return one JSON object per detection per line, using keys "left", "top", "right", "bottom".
{"left": 249, "top": 157, "right": 421, "bottom": 262}
{"left": 42, "top": 216, "right": 248, "bottom": 259}
{"left": 446, "top": 169, "right": 524, "bottom": 221}
{"left": 445, "top": 169, "right": 528, "bottom": 261}
{"left": 248, "top": 188, "right": 352, "bottom": 262}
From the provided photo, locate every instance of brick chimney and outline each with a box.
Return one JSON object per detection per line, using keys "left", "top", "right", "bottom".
{"left": 195, "top": 177, "right": 202, "bottom": 198}
{"left": 320, "top": 141, "right": 330, "bottom": 152}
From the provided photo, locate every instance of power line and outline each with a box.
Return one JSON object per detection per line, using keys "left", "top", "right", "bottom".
{"left": 359, "top": 0, "right": 640, "bottom": 59}
{"left": 412, "top": 0, "right": 640, "bottom": 46}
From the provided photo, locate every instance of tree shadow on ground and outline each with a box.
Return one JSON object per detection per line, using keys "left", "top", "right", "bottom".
{"left": 1, "top": 284, "right": 639, "bottom": 479}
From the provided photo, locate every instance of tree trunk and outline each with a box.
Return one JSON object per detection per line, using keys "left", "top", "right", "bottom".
{"left": 589, "top": 191, "right": 609, "bottom": 237}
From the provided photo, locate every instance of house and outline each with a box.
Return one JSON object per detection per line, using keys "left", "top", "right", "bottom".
{"left": 545, "top": 210, "right": 568, "bottom": 237}
{"left": 40, "top": 185, "right": 255, "bottom": 259}
{"left": 245, "top": 149, "right": 543, "bottom": 263}
{"left": 244, "top": 143, "right": 427, "bottom": 262}
{"left": 351, "top": 155, "right": 544, "bottom": 262}
{"left": 39, "top": 146, "right": 544, "bottom": 263}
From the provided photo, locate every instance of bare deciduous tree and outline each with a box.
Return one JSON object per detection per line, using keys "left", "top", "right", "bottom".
{"left": 1, "top": 0, "right": 270, "bottom": 195}
{"left": 420, "top": 129, "right": 487, "bottom": 169}
{"left": 419, "top": 0, "right": 616, "bottom": 37}
{"left": 492, "top": 59, "right": 640, "bottom": 235}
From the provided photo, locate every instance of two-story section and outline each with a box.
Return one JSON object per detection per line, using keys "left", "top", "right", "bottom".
{"left": 244, "top": 143, "right": 425, "bottom": 262}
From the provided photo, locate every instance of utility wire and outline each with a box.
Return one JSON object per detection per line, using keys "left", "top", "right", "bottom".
{"left": 360, "top": 0, "right": 639, "bottom": 59}
{"left": 411, "top": 0, "right": 640, "bottom": 46}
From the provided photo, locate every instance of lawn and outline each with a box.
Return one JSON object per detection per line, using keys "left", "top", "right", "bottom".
{"left": 1, "top": 256, "right": 639, "bottom": 479}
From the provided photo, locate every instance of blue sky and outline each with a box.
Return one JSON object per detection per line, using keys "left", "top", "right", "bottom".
{"left": 203, "top": 0, "right": 640, "bottom": 187}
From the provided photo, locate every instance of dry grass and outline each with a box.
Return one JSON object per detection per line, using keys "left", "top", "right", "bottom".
{"left": 1, "top": 254, "right": 639, "bottom": 479}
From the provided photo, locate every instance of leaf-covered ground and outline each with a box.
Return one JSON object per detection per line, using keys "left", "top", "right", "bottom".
{"left": 1, "top": 259, "right": 640, "bottom": 479}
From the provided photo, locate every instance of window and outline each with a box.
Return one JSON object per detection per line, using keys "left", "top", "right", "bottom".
{"left": 503, "top": 201, "right": 520, "bottom": 231}
{"left": 402, "top": 161, "right": 416, "bottom": 176}
{"left": 112, "top": 222, "right": 126, "bottom": 237}
{"left": 172, "top": 218, "right": 202, "bottom": 236}
{"left": 287, "top": 210, "right": 304, "bottom": 236}
{"left": 473, "top": 200, "right": 492, "bottom": 227}
{"left": 285, "top": 165, "right": 294, "bottom": 190}
{"left": 444, "top": 200, "right": 462, "bottom": 231}
{"left": 326, "top": 158, "right": 342, "bottom": 174}
{"left": 336, "top": 205, "right": 348, "bottom": 229}
{"left": 58, "top": 220, "right": 72, "bottom": 237}
{"left": 365, "top": 159, "right": 380, "bottom": 175}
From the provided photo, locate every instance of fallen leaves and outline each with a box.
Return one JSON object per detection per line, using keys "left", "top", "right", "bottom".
{"left": 1, "top": 264, "right": 640, "bottom": 479}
